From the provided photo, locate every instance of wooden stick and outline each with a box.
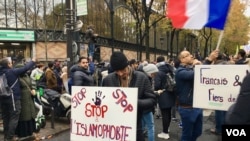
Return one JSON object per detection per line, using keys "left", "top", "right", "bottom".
{"left": 216, "top": 30, "right": 224, "bottom": 50}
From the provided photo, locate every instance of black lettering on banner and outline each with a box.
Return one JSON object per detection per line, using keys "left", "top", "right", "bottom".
{"left": 222, "top": 125, "right": 250, "bottom": 141}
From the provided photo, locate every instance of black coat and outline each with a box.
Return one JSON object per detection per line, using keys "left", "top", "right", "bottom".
{"left": 226, "top": 73, "right": 250, "bottom": 124}
{"left": 102, "top": 70, "right": 156, "bottom": 140}
{"left": 102, "top": 70, "right": 156, "bottom": 112}
{"left": 72, "top": 65, "right": 94, "bottom": 86}
{"left": 154, "top": 62, "right": 176, "bottom": 109}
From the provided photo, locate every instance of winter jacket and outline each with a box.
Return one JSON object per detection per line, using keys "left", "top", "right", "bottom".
{"left": 19, "top": 73, "right": 36, "bottom": 121}
{"left": 45, "top": 68, "right": 57, "bottom": 90}
{"left": 155, "top": 62, "right": 176, "bottom": 109}
{"left": 72, "top": 65, "right": 94, "bottom": 86}
{"left": 0, "top": 61, "right": 36, "bottom": 100}
{"left": 235, "top": 58, "right": 246, "bottom": 64}
{"left": 102, "top": 69, "right": 156, "bottom": 141}
{"left": 102, "top": 70, "right": 156, "bottom": 112}
{"left": 226, "top": 73, "right": 250, "bottom": 124}
{"left": 175, "top": 65, "right": 194, "bottom": 106}
{"left": 30, "top": 67, "right": 44, "bottom": 87}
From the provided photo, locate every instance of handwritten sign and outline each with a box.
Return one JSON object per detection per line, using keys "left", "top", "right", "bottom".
{"left": 193, "top": 65, "right": 250, "bottom": 111}
{"left": 70, "top": 86, "right": 138, "bottom": 141}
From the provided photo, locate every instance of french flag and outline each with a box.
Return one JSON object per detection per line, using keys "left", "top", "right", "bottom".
{"left": 167, "top": 0, "right": 231, "bottom": 30}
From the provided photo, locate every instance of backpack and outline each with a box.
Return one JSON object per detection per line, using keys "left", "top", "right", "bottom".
{"left": 0, "top": 73, "right": 18, "bottom": 97}
{"left": 165, "top": 64, "right": 176, "bottom": 92}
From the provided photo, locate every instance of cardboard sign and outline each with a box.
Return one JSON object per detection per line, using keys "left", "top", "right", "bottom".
{"left": 193, "top": 65, "right": 250, "bottom": 111}
{"left": 70, "top": 86, "right": 138, "bottom": 141}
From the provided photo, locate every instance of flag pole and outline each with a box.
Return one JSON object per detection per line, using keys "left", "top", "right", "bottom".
{"left": 216, "top": 30, "right": 224, "bottom": 50}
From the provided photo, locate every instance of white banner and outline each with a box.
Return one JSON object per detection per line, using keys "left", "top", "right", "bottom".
{"left": 193, "top": 65, "right": 250, "bottom": 111}
{"left": 70, "top": 86, "right": 138, "bottom": 141}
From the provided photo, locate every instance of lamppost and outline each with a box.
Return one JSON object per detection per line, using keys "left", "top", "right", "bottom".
{"left": 65, "top": 0, "right": 75, "bottom": 73}
{"left": 64, "top": 0, "right": 83, "bottom": 66}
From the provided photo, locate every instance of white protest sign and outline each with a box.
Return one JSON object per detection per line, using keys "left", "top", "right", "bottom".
{"left": 70, "top": 86, "right": 138, "bottom": 141}
{"left": 193, "top": 65, "right": 250, "bottom": 111}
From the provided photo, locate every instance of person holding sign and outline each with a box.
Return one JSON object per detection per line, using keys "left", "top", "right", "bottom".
{"left": 175, "top": 50, "right": 218, "bottom": 141}
{"left": 210, "top": 53, "right": 229, "bottom": 135}
{"left": 102, "top": 52, "right": 156, "bottom": 141}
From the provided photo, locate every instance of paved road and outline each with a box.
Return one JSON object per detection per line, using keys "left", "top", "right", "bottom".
{"left": 44, "top": 109, "right": 222, "bottom": 141}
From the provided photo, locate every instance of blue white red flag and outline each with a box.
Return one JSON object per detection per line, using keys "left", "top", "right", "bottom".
{"left": 167, "top": 0, "right": 231, "bottom": 30}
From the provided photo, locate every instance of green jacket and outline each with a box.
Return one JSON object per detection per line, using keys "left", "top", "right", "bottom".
{"left": 19, "top": 74, "right": 37, "bottom": 121}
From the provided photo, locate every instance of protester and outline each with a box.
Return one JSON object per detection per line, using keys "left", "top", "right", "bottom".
{"left": 235, "top": 49, "right": 247, "bottom": 64}
{"left": 102, "top": 52, "right": 156, "bottom": 141}
{"left": 15, "top": 63, "right": 37, "bottom": 139}
{"left": 175, "top": 50, "right": 218, "bottom": 141}
{"left": 141, "top": 63, "right": 159, "bottom": 141}
{"left": 85, "top": 25, "right": 98, "bottom": 58}
{"left": 155, "top": 56, "right": 176, "bottom": 140}
{"left": 53, "top": 59, "right": 63, "bottom": 93}
{"left": 71, "top": 56, "right": 94, "bottom": 86}
{"left": 129, "top": 59, "right": 139, "bottom": 70}
{"left": 225, "top": 73, "right": 250, "bottom": 124}
{"left": 225, "top": 55, "right": 250, "bottom": 124}
{"left": 45, "top": 62, "right": 58, "bottom": 92}
{"left": 210, "top": 53, "right": 229, "bottom": 135}
{"left": 60, "top": 66, "right": 68, "bottom": 93}
{"left": 0, "top": 57, "right": 36, "bottom": 141}
{"left": 30, "top": 63, "right": 45, "bottom": 88}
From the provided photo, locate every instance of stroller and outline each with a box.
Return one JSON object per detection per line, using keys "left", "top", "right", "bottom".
{"left": 34, "top": 87, "right": 46, "bottom": 132}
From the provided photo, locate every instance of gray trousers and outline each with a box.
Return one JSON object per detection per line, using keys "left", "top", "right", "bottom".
{"left": 1, "top": 98, "right": 21, "bottom": 140}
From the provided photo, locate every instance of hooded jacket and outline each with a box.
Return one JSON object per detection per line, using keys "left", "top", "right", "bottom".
{"left": 155, "top": 62, "right": 176, "bottom": 109}
{"left": 71, "top": 65, "right": 94, "bottom": 86}
{"left": 0, "top": 61, "right": 35, "bottom": 100}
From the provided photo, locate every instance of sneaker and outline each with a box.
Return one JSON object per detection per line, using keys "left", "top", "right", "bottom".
{"left": 157, "top": 132, "right": 170, "bottom": 139}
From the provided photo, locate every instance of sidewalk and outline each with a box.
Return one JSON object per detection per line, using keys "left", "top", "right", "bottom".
{"left": 0, "top": 117, "right": 70, "bottom": 141}
{"left": 0, "top": 109, "right": 220, "bottom": 141}
{"left": 153, "top": 109, "right": 221, "bottom": 141}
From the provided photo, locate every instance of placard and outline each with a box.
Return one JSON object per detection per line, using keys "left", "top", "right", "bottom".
{"left": 193, "top": 65, "right": 250, "bottom": 111}
{"left": 70, "top": 86, "right": 138, "bottom": 141}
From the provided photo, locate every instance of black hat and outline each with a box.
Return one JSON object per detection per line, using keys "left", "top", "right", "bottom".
{"left": 156, "top": 56, "right": 165, "bottom": 63}
{"left": 110, "top": 52, "right": 129, "bottom": 71}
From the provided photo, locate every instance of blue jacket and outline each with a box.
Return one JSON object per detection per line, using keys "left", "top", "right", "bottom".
{"left": 175, "top": 65, "right": 194, "bottom": 106}
{"left": 0, "top": 61, "right": 36, "bottom": 100}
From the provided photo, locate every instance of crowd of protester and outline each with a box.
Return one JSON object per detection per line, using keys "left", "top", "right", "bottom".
{"left": 0, "top": 47, "right": 249, "bottom": 141}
